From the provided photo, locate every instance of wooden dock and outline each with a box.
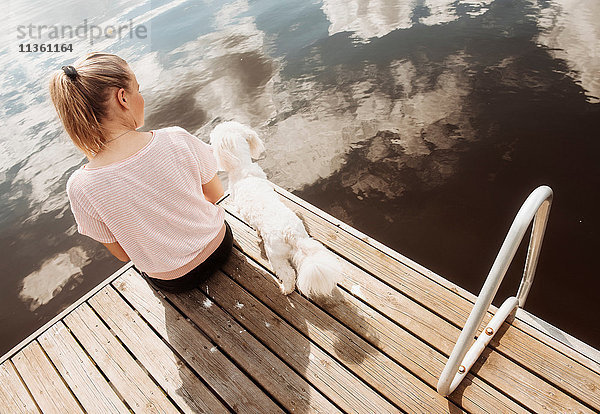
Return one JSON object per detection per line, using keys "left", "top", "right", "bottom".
{"left": 1, "top": 188, "right": 599, "bottom": 413}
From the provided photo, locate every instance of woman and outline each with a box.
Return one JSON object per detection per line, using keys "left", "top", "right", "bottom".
{"left": 49, "top": 52, "right": 233, "bottom": 293}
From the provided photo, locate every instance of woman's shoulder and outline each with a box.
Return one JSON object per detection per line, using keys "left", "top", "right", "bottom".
{"left": 155, "top": 126, "right": 190, "bottom": 136}
{"left": 155, "top": 126, "right": 208, "bottom": 147}
{"left": 66, "top": 166, "right": 87, "bottom": 199}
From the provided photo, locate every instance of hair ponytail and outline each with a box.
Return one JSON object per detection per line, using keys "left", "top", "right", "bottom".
{"left": 49, "top": 52, "right": 132, "bottom": 158}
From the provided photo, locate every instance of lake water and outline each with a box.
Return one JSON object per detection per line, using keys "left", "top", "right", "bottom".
{"left": 1, "top": 0, "right": 599, "bottom": 356}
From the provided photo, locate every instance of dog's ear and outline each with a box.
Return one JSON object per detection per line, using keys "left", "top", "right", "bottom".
{"left": 245, "top": 129, "right": 265, "bottom": 159}
{"left": 210, "top": 132, "right": 241, "bottom": 171}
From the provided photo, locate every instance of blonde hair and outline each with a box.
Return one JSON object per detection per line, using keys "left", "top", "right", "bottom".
{"left": 49, "top": 52, "right": 133, "bottom": 157}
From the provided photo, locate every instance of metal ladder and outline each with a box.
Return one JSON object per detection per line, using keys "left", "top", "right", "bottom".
{"left": 437, "top": 185, "right": 553, "bottom": 396}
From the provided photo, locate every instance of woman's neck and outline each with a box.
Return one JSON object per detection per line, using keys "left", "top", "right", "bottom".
{"left": 86, "top": 130, "right": 152, "bottom": 167}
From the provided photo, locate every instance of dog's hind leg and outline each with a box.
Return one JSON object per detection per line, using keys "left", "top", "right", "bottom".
{"left": 264, "top": 240, "right": 296, "bottom": 295}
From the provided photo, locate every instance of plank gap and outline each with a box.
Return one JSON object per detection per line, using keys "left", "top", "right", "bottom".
{"left": 487, "top": 342, "right": 600, "bottom": 413}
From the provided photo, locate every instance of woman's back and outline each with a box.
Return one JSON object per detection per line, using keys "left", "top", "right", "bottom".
{"left": 66, "top": 126, "right": 225, "bottom": 278}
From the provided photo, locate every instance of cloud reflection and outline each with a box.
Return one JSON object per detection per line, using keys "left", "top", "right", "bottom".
{"left": 534, "top": 0, "right": 600, "bottom": 103}
{"left": 256, "top": 53, "right": 474, "bottom": 192}
{"left": 320, "top": 0, "right": 494, "bottom": 41}
{"left": 19, "top": 246, "right": 90, "bottom": 311}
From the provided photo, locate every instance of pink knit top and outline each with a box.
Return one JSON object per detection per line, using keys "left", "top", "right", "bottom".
{"left": 66, "top": 126, "right": 225, "bottom": 280}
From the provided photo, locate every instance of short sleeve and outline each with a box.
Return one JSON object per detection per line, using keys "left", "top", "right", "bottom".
{"left": 66, "top": 176, "right": 117, "bottom": 243}
{"left": 178, "top": 128, "right": 218, "bottom": 184}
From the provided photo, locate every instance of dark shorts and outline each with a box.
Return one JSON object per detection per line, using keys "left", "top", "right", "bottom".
{"left": 138, "top": 221, "right": 233, "bottom": 293}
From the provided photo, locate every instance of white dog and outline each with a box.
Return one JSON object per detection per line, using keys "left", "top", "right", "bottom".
{"left": 209, "top": 121, "right": 341, "bottom": 297}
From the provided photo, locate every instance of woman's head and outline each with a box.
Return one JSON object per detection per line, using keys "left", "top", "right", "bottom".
{"left": 49, "top": 52, "right": 145, "bottom": 157}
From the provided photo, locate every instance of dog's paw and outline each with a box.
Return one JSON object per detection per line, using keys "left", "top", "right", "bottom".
{"left": 279, "top": 279, "right": 296, "bottom": 295}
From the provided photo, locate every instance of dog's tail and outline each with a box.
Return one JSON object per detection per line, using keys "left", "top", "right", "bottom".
{"left": 290, "top": 236, "right": 342, "bottom": 297}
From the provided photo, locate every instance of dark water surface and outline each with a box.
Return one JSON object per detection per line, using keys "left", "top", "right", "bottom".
{"left": 1, "top": 0, "right": 598, "bottom": 356}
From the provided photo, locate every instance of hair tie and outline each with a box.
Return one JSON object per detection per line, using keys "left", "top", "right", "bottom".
{"left": 61, "top": 65, "right": 78, "bottom": 80}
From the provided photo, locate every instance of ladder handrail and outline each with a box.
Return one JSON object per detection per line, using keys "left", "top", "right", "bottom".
{"left": 437, "top": 185, "right": 553, "bottom": 396}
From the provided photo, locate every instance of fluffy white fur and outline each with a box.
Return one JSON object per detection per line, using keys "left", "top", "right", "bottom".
{"left": 210, "top": 121, "right": 341, "bottom": 296}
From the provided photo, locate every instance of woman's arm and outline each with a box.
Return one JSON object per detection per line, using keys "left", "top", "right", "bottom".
{"left": 202, "top": 174, "right": 225, "bottom": 204}
{"left": 102, "top": 241, "right": 130, "bottom": 262}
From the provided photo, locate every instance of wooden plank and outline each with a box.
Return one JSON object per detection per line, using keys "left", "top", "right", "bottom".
{"left": 93, "top": 279, "right": 277, "bottom": 414}
{"left": 514, "top": 308, "right": 600, "bottom": 374}
{"left": 272, "top": 187, "right": 600, "bottom": 376}
{"left": 0, "top": 361, "right": 40, "bottom": 413}
{"left": 63, "top": 302, "right": 178, "bottom": 414}
{"left": 142, "top": 275, "right": 342, "bottom": 414}
{"left": 267, "top": 191, "right": 600, "bottom": 411}
{"left": 205, "top": 270, "right": 402, "bottom": 413}
{"left": 38, "top": 322, "right": 129, "bottom": 414}
{"left": 11, "top": 340, "right": 83, "bottom": 413}
{"left": 0, "top": 262, "right": 133, "bottom": 366}
{"left": 217, "top": 249, "right": 464, "bottom": 413}
{"left": 223, "top": 210, "right": 528, "bottom": 414}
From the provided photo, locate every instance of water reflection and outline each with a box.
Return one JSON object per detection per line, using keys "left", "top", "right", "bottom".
{"left": 534, "top": 0, "right": 600, "bottom": 103}
{"left": 321, "top": 0, "right": 494, "bottom": 40}
{"left": 256, "top": 52, "right": 474, "bottom": 191}
{"left": 19, "top": 246, "right": 90, "bottom": 311}
{"left": 138, "top": 20, "right": 278, "bottom": 130}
